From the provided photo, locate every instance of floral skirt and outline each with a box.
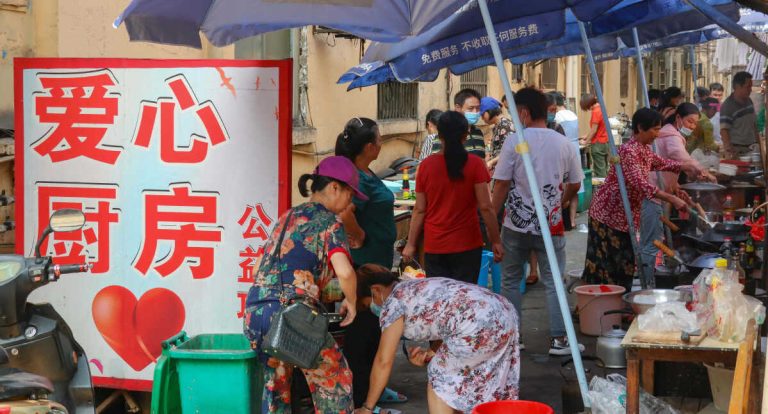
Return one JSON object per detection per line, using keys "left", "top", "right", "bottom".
{"left": 583, "top": 217, "right": 635, "bottom": 292}
{"left": 243, "top": 285, "right": 354, "bottom": 414}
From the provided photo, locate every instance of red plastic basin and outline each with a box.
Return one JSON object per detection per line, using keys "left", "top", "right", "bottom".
{"left": 472, "top": 400, "right": 554, "bottom": 414}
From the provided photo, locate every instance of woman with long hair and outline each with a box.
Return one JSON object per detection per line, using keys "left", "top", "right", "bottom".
{"left": 402, "top": 111, "right": 502, "bottom": 282}
{"left": 335, "top": 117, "right": 405, "bottom": 412}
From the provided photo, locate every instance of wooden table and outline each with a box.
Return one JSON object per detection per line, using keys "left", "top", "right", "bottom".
{"left": 621, "top": 320, "right": 740, "bottom": 414}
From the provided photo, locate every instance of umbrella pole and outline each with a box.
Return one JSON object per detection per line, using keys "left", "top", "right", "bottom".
{"left": 477, "top": 0, "right": 591, "bottom": 407}
{"left": 633, "top": 28, "right": 651, "bottom": 109}
{"left": 633, "top": 28, "right": 674, "bottom": 278}
{"left": 691, "top": 45, "right": 699, "bottom": 104}
{"left": 579, "top": 22, "right": 649, "bottom": 288}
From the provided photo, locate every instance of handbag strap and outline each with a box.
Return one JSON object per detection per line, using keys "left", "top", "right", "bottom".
{"left": 272, "top": 210, "right": 294, "bottom": 301}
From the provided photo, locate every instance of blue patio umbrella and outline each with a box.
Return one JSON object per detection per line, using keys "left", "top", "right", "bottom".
{"left": 340, "top": 0, "right": 738, "bottom": 84}
{"left": 114, "top": 0, "right": 618, "bottom": 48}
{"left": 598, "top": 9, "right": 768, "bottom": 63}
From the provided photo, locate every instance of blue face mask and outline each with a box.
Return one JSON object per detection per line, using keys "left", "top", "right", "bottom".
{"left": 547, "top": 113, "right": 556, "bottom": 123}
{"left": 464, "top": 111, "right": 480, "bottom": 125}
{"left": 370, "top": 302, "right": 382, "bottom": 317}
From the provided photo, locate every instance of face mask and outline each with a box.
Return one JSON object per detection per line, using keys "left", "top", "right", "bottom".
{"left": 370, "top": 302, "right": 382, "bottom": 317}
{"left": 679, "top": 126, "right": 693, "bottom": 137}
{"left": 464, "top": 111, "right": 480, "bottom": 125}
{"left": 547, "top": 113, "right": 556, "bottom": 123}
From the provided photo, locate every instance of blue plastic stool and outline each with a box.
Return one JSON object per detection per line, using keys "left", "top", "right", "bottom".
{"left": 478, "top": 250, "right": 526, "bottom": 294}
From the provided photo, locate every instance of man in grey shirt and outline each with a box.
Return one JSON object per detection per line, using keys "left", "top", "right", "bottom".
{"left": 720, "top": 71, "right": 759, "bottom": 157}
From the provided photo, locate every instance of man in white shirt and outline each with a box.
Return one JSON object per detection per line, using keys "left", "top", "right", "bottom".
{"left": 550, "top": 92, "right": 582, "bottom": 228}
{"left": 710, "top": 82, "right": 725, "bottom": 145}
{"left": 491, "top": 87, "right": 584, "bottom": 356}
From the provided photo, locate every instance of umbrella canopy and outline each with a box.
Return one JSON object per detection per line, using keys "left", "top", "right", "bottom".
{"left": 598, "top": 8, "right": 767, "bottom": 61}
{"left": 114, "top": 0, "right": 620, "bottom": 48}
{"left": 340, "top": 0, "right": 738, "bottom": 86}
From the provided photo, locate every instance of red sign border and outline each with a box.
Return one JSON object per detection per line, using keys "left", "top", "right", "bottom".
{"left": 13, "top": 57, "right": 293, "bottom": 391}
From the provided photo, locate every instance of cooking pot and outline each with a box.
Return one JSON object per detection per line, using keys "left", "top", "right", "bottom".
{"left": 596, "top": 324, "right": 627, "bottom": 369}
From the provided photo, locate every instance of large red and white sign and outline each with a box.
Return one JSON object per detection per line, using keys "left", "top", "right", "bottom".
{"left": 14, "top": 58, "right": 291, "bottom": 390}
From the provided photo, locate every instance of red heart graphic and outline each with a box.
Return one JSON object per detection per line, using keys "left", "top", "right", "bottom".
{"left": 92, "top": 286, "right": 185, "bottom": 371}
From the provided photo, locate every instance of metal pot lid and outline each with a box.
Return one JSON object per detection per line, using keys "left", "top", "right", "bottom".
{"left": 603, "top": 325, "right": 626, "bottom": 338}
{"left": 679, "top": 182, "right": 727, "bottom": 191}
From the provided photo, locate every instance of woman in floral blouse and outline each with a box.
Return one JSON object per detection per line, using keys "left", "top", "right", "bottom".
{"left": 243, "top": 156, "right": 361, "bottom": 414}
{"left": 480, "top": 96, "right": 513, "bottom": 173}
{"left": 584, "top": 109, "right": 698, "bottom": 291}
{"left": 353, "top": 265, "right": 520, "bottom": 414}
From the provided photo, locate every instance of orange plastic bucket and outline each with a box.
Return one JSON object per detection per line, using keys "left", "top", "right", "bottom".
{"left": 472, "top": 400, "right": 554, "bottom": 414}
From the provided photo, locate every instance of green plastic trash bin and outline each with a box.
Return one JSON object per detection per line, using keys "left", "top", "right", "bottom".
{"left": 151, "top": 331, "right": 263, "bottom": 414}
{"left": 577, "top": 169, "right": 593, "bottom": 213}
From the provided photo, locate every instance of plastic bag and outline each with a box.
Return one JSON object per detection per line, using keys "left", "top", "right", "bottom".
{"left": 637, "top": 302, "right": 698, "bottom": 333}
{"left": 691, "top": 148, "right": 720, "bottom": 171}
{"left": 693, "top": 267, "right": 766, "bottom": 342}
{"left": 589, "top": 374, "right": 680, "bottom": 414}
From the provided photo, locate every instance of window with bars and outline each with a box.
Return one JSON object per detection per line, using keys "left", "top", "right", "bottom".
{"left": 511, "top": 64, "right": 524, "bottom": 81}
{"left": 541, "top": 59, "right": 558, "bottom": 90}
{"left": 620, "top": 58, "right": 629, "bottom": 98}
{"left": 377, "top": 82, "right": 418, "bottom": 120}
{"left": 672, "top": 59, "right": 679, "bottom": 87}
{"left": 460, "top": 67, "right": 488, "bottom": 97}
{"left": 580, "top": 57, "right": 604, "bottom": 95}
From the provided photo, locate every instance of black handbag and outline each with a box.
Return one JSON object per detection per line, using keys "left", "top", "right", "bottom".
{"left": 261, "top": 211, "right": 330, "bottom": 369}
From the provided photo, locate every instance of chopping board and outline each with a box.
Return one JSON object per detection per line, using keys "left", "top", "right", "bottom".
{"left": 631, "top": 331, "right": 707, "bottom": 346}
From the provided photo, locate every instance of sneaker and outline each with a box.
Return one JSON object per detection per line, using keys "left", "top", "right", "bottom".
{"left": 548, "top": 336, "right": 585, "bottom": 356}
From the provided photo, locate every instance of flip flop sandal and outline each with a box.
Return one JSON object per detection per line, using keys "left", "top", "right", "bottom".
{"left": 378, "top": 387, "right": 408, "bottom": 404}
{"left": 373, "top": 407, "right": 402, "bottom": 414}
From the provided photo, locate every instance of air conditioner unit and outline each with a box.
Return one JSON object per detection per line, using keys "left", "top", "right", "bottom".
{"left": 313, "top": 26, "right": 360, "bottom": 40}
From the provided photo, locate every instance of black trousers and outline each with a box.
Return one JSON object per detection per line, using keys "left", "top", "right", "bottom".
{"left": 424, "top": 247, "right": 483, "bottom": 283}
{"left": 342, "top": 309, "right": 382, "bottom": 407}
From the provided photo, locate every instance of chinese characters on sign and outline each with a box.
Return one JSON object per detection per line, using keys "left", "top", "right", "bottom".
{"left": 19, "top": 59, "right": 289, "bottom": 387}
{"left": 236, "top": 203, "right": 273, "bottom": 318}
{"left": 34, "top": 70, "right": 121, "bottom": 164}
{"left": 37, "top": 185, "right": 119, "bottom": 274}
{"left": 133, "top": 75, "right": 230, "bottom": 163}
{"left": 133, "top": 185, "right": 222, "bottom": 279}
{"left": 421, "top": 23, "right": 542, "bottom": 65}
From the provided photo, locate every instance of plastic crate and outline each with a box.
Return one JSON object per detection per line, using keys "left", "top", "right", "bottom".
{"left": 151, "top": 331, "right": 262, "bottom": 414}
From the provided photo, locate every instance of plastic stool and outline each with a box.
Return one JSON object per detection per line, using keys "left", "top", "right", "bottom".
{"left": 478, "top": 250, "right": 526, "bottom": 294}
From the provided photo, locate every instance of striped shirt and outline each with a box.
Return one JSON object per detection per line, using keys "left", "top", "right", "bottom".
{"left": 720, "top": 94, "right": 757, "bottom": 147}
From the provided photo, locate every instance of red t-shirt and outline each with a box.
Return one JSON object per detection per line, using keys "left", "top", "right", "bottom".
{"left": 590, "top": 104, "right": 609, "bottom": 144}
{"left": 416, "top": 154, "right": 491, "bottom": 254}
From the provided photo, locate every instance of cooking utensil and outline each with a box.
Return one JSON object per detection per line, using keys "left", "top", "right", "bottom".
{"left": 712, "top": 221, "right": 749, "bottom": 234}
{"left": 622, "top": 289, "right": 692, "bottom": 315}
{"left": 653, "top": 240, "right": 685, "bottom": 267}
{"left": 661, "top": 216, "right": 679, "bottom": 232}
{"left": 680, "top": 182, "right": 727, "bottom": 192}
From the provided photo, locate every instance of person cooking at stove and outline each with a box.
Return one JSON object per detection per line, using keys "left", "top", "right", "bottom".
{"left": 584, "top": 108, "right": 702, "bottom": 291}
